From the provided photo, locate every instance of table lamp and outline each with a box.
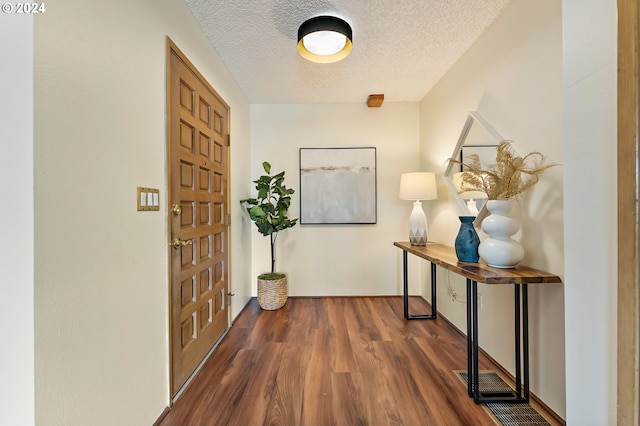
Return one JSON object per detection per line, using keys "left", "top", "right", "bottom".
{"left": 399, "top": 172, "right": 437, "bottom": 245}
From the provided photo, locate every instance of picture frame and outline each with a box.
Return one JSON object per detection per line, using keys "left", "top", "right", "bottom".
{"left": 299, "top": 147, "right": 377, "bottom": 224}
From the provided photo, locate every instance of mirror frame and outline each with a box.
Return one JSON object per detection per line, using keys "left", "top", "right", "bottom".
{"left": 443, "top": 111, "right": 503, "bottom": 223}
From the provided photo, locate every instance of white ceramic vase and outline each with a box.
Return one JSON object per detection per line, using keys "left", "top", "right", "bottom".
{"left": 478, "top": 200, "right": 524, "bottom": 268}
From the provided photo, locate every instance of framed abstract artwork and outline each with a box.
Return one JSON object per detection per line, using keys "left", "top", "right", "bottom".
{"left": 299, "top": 147, "right": 377, "bottom": 224}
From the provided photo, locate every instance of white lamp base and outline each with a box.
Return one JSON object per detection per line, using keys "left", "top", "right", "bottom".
{"left": 408, "top": 200, "right": 428, "bottom": 246}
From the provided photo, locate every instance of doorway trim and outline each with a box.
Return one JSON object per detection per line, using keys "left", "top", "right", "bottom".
{"left": 617, "top": 0, "right": 640, "bottom": 424}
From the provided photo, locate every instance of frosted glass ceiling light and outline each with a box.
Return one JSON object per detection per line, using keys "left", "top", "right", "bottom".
{"left": 303, "top": 31, "right": 346, "bottom": 55}
{"left": 298, "top": 16, "right": 352, "bottom": 63}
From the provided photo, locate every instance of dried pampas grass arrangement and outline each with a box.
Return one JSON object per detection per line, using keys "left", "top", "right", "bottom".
{"left": 448, "top": 140, "right": 557, "bottom": 200}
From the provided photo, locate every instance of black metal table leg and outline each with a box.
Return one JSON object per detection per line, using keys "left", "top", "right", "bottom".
{"left": 466, "top": 278, "right": 473, "bottom": 397}
{"left": 403, "top": 251, "right": 409, "bottom": 319}
{"left": 470, "top": 281, "right": 530, "bottom": 404}
{"left": 430, "top": 262, "right": 437, "bottom": 317}
{"left": 472, "top": 280, "right": 480, "bottom": 402}
{"left": 515, "top": 284, "right": 522, "bottom": 399}
{"left": 401, "top": 249, "right": 437, "bottom": 320}
{"left": 523, "top": 284, "right": 530, "bottom": 402}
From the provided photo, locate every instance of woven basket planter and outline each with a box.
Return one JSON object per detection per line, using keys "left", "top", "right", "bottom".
{"left": 257, "top": 274, "right": 288, "bottom": 310}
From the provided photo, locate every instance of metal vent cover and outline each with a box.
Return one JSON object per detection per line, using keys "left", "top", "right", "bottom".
{"left": 456, "top": 371, "right": 552, "bottom": 426}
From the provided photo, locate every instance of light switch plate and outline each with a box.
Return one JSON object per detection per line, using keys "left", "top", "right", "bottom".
{"left": 137, "top": 187, "right": 160, "bottom": 211}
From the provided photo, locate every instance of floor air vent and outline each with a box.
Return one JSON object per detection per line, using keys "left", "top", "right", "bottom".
{"left": 456, "top": 371, "right": 552, "bottom": 426}
{"left": 486, "top": 403, "right": 551, "bottom": 426}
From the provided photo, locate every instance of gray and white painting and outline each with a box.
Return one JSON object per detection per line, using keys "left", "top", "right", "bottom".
{"left": 300, "top": 148, "right": 376, "bottom": 224}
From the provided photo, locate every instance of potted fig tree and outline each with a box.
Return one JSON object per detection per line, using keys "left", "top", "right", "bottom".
{"left": 240, "top": 161, "right": 298, "bottom": 310}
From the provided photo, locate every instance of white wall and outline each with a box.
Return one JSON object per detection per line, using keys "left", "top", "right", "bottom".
{"left": 0, "top": 13, "right": 35, "bottom": 426}
{"left": 33, "top": 0, "right": 251, "bottom": 424}
{"left": 419, "top": 0, "right": 566, "bottom": 418}
{"left": 562, "top": 0, "right": 618, "bottom": 424}
{"left": 248, "top": 103, "right": 422, "bottom": 296}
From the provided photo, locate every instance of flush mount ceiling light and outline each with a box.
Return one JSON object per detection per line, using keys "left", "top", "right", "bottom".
{"left": 297, "top": 16, "right": 352, "bottom": 63}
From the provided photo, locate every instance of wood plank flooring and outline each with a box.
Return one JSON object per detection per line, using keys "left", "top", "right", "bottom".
{"left": 159, "top": 297, "right": 498, "bottom": 426}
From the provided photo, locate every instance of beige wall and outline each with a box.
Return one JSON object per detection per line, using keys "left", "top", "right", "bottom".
{"left": 563, "top": 0, "right": 618, "bottom": 424}
{"left": 0, "top": 13, "right": 35, "bottom": 426}
{"left": 248, "top": 103, "right": 423, "bottom": 296}
{"left": 33, "top": 0, "right": 251, "bottom": 424}
{"left": 419, "top": 0, "right": 565, "bottom": 418}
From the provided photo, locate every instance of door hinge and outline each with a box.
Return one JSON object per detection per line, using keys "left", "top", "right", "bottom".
{"left": 226, "top": 292, "right": 235, "bottom": 306}
{"left": 227, "top": 213, "right": 231, "bottom": 226}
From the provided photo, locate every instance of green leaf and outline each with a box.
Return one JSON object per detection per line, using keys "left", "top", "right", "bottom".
{"left": 240, "top": 197, "right": 257, "bottom": 205}
{"left": 249, "top": 206, "right": 266, "bottom": 217}
{"left": 262, "top": 162, "right": 271, "bottom": 174}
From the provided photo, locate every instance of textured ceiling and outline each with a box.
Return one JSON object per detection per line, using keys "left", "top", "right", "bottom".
{"left": 184, "top": 0, "right": 512, "bottom": 104}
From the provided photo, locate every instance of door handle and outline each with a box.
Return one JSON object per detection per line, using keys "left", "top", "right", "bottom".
{"left": 172, "top": 204, "right": 182, "bottom": 215}
{"left": 172, "top": 238, "right": 193, "bottom": 249}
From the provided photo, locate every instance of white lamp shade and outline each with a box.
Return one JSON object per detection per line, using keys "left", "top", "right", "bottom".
{"left": 399, "top": 172, "right": 437, "bottom": 200}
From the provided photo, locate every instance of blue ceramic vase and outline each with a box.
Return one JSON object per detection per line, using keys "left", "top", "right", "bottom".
{"left": 455, "top": 216, "right": 480, "bottom": 262}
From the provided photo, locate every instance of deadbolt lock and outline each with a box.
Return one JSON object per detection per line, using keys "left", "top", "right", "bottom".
{"left": 172, "top": 204, "right": 182, "bottom": 215}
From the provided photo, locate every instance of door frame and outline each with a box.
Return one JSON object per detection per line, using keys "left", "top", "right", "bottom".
{"left": 165, "top": 37, "right": 232, "bottom": 401}
{"left": 617, "top": 0, "right": 640, "bottom": 424}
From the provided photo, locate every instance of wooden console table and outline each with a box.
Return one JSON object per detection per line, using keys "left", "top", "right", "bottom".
{"left": 394, "top": 241, "right": 562, "bottom": 404}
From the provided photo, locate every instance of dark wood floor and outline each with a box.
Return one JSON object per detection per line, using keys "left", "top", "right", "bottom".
{"left": 158, "top": 296, "right": 499, "bottom": 426}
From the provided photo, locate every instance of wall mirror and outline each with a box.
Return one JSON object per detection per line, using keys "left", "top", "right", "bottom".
{"left": 443, "top": 111, "right": 503, "bottom": 222}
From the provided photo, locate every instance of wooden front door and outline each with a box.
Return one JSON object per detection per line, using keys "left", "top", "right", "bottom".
{"left": 167, "top": 40, "right": 230, "bottom": 397}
